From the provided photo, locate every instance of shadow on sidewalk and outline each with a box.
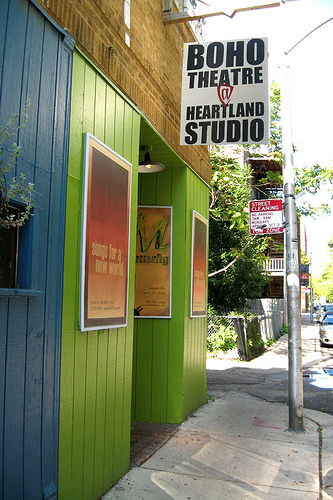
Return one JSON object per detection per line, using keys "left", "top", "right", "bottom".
{"left": 130, "top": 322, "right": 333, "bottom": 470}
{"left": 130, "top": 422, "right": 179, "bottom": 469}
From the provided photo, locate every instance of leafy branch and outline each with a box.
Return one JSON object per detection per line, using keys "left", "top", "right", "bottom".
{"left": 208, "top": 235, "right": 258, "bottom": 277}
{"left": 0, "top": 101, "right": 34, "bottom": 228}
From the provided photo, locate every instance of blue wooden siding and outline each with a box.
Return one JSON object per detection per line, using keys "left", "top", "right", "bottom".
{"left": 0, "top": 1, "right": 74, "bottom": 498}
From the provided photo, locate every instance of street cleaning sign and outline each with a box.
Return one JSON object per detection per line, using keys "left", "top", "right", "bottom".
{"left": 249, "top": 199, "right": 284, "bottom": 235}
{"left": 180, "top": 38, "right": 269, "bottom": 146}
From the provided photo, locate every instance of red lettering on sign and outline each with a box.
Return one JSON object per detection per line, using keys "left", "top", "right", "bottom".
{"left": 217, "top": 84, "right": 234, "bottom": 107}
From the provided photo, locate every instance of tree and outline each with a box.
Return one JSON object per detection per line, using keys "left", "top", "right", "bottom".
{"left": 313, "top": 237, "right": 333, "bottom": 301}
{"left": 208, "top": 82, "right": 333, "bottom": 310}
{"left": 295, "top": 164, "right": 333, "bottom": 217}
{"left": 208, "top": 148, "right": 270, "bottom": 310}
{"left": 251, "top": 82, "right": 333, "bottom": 217}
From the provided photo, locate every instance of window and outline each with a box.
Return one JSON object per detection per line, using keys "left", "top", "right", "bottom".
{"left": 323, "top": 314, "right": 333, "bottom": 325}
{"left": 0, "top": 207, "right": 19, "bottom": 288}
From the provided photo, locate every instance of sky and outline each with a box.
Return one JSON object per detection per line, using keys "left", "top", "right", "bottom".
{"left": 195, "top": 0, "right": 333, "bottom": 274}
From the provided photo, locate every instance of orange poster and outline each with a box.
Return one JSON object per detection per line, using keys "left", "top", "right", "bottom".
{"left": 191, "top": 211, "right": 208, "bottom": 317}
{"left": 80, "top": 134, "right": 131, "bottom": 331}
{"left": 134, "top": 206, "right": 172, "bottom": 318}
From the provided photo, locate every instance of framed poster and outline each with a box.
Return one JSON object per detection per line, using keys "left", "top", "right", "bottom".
{"left": 191, "top": 211, "right": 208, "bottom": 318}
{"left": 134, "top": 206, "right": 172, "bottom": 318}
{"left": 80, "top": 133, "right": 131, "bottom": 331}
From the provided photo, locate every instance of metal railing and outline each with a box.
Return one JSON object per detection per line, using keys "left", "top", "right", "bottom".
{"left": 263, "top": 257, "right": 284, "bottom": 275}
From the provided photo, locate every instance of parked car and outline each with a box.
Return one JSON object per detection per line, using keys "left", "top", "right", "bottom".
{"left": 316, "top": 303, "right": 333, "bottom": 323}
{"left": 319, "top": 312, "right": 333, "bottom": 347}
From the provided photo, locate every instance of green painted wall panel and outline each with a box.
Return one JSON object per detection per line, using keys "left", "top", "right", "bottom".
{"left": 133, "top": 167, "right": 185, "bottom": 424}
{"left": 140, "top": 171, "right": 157, "bottom": 205}
{"left": 167, "top": 167, "right": 188, "bottom": 424}
{"left": 93, "top": 332, "right": 109, "bottom": 497}
{"left": 71, "top": 334, "right": 87, "bottom": 500}
{"left": 134, "top": 319, "right": 153, "bottom": 420}
{"left": 156, "top": 166, "right": 172, "bottom": 205}
{"left": 132, "top": 165, "right": 208, "bottom": 425}
{"left": 183, "top": 169, "right": 208, "bottom": 419}
{"left": 105, "top": 86, "right": 116, "bottom": 149}
{"left": 59, "top": 50, "right": 140, "bottom": 499}
{"left": 151, "top": 321, "right": 169, "bottom": 422}
{"left": 102, "top": 332, "right": 117, "bottom": 490}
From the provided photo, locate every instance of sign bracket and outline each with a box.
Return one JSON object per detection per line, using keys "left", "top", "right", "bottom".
{"left": 163, "top": 2, "right": 280, "bottom": 25}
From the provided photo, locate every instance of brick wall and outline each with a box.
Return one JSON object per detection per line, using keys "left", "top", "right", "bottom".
{"left": 37, "top": 0, "right": 211, "bottom": 184}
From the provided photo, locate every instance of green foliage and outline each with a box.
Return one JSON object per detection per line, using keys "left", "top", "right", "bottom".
{"left": 317, "top": 264, "right": 333, "bottom": 302}
{"left": 207, "top": 316, "right": 237, "bottom": 354}
{"left": 208, "top": 149, "right": 270, "bottom": 309}
{"left": 300, "top": 250, "right": 311, "bottom": 265}
{"left": 295, "top": 163, "right": 333, "bottom": 217}
{"left": 265, "top": 323, "right": 288, "bottom": 347}
{"left": 279, "top": 323, "right": 288, "bottom": 336}
{"left": 265, "top": 84, "right": 333, "bottom": 217}
{"left": 208, "top": 81, "right": 333, "bottom": 309}
{"left": 0, "top": 102, "right": 34, "bottom": 228}
{"left": 251, "top": 82, "right": 333, "bottom": 217}
{"left": 268, "top": 82, "right": 283, "bottom": 165}
{"left": 313, "top": 235, "right": 333, "bottom": 300}
{"left": 246, "top": 314, "right": 265, "bottom": 359}
{"left": 209, "top": 149, "right": 252, "bottom": 230}
{"left": 295, "top": 163, "right": 332, "bottom": 195}
{"left": 249, "top": 82, "right": 283, "bottom": 167}
{"left": 247, "top": 318, "right": 288, "bottom": 358}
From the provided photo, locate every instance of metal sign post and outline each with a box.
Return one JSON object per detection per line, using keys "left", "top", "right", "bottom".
{"left": 280, "top": 2, "right": 333, "bottom": 433}
{"left": 281, "top": 35, "right": 304, "bottom": 432}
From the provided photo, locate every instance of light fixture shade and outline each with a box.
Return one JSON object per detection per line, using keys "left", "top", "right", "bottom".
{"left": 138, "top": 151, "right": 165, "bottom": 173}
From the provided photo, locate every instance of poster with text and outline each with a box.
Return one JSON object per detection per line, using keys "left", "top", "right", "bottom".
{"left": 181, "top": 38, "right": 269, "bottom": 146}
{"left": 134, "top": 206, "right": 172, "bottom": 318}
{"left": 80, "top": 133, "right": 131, "bottom": 331}
{"left": 191, "top": 211, "right": 208, "bottom": 317}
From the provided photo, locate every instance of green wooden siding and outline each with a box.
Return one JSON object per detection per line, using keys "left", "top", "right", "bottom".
{"left": 183, "top": 169, "right": 209, "bottom": 419}
{"left": 58, "top": 50, "right": 140, "bottom": 500}
{"left": 132, "top": 165, "right": 208, "bottom": 424}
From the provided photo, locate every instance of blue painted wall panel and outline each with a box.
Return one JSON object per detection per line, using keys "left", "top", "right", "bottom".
{"left": 3, "top": 298, "right": 28, "bottom": 500}
{"left": 0, "top": 1, "right": 74, "bottom": 498}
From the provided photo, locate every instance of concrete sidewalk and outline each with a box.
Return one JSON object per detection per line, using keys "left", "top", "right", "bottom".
{"left": 103, "top": 325, "right": 333, "bottom": 499}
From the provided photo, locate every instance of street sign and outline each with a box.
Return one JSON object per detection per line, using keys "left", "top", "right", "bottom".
{"left": 300, "top": 264, "right": 309, "bottom": 287}
{"left": 249, "top": 199, "right": 284, "bottom": 235}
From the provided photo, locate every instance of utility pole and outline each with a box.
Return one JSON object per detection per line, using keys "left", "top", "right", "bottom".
{"left": 281, "top": 5, "right": 333, "bottom": 432}
{"left": 281, "top": 1, "right": 304, "bottom": 432}
{"left": 281, "top": 53, "right": 303, "bottom": 431}
{"left": 166, "top": 0, "right": 332, "bottom": 431}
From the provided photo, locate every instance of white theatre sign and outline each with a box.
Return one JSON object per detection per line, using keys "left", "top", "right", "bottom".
{"left": 180, "top": 38, "right": 269, "bottom": 146}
